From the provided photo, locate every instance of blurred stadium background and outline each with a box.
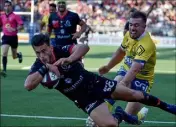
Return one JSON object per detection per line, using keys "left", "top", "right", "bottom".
{"left": 0, "top": 0, "right": 176, "bottom": 126}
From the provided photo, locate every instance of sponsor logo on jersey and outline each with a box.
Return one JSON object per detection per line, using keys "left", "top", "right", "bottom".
{"left": 136, "top": 45, "right": 145, "bottom": 56}
{"left": 64, "top": 78, "right": 72, "bottom": 84}
{"left": 64, "top": 75, "right": 83, "bottom": 93}
{"left": 65, "top": 20, "right": 71, "bottom": 27}
{"left": 85, "top": 101, "right": 97, "bottom": 113}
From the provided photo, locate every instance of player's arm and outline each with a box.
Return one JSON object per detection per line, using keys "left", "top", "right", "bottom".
{"left": 99, "top": 34, "right": 127, "bottom": 75}
{"left": 119, "top": 61, "right": 144, "bottom": 87}
{"left": 78, "top": 19, "right": 88, "bottom": 35}
{"left": 69, "top": 44, "right": 90, "bottom": 62}
{"left": 17, "top": 24, "right": 23, "bottom": 31}
{"left": 24, "top": 71, "right": 43, "bottom": 91}
{"left": 24, "top": 64, "right": 49, "bottom": 91}
{"left": 72, "top": 14, "right": 88, "bottom": 40}
{"left": 16, "top": 15, "right": 23, "bottom": 31}
{"left": 107, "top": 47, "right": 126, "bottom": 70}
{"left": 87, "top": 25, "right": 94, "bottom": 33}
{"left": 146, "top": 0, "right": 157, "bottom": 17}
{"left": 53, "top": 44, "right": 90, "bottom": 66}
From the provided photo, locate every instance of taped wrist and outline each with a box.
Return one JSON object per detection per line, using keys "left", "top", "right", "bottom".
{"left": 38, "top": 65, "right": 48, "bottom": 77}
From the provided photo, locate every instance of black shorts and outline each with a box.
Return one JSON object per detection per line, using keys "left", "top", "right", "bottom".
{"left": 2, "top": 35, "right": 18, "bottom": 49}
{"left": 73, "top": 71, "right": 117, "bottom": 114}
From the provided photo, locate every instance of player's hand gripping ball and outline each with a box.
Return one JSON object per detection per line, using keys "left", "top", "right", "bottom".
{"left": 41, "top": 71, "right": 60, "bottom": 89}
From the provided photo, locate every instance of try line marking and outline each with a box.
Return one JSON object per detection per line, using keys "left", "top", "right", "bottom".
{"left": 1, "top": 114, "right": 176, "bottom": 124}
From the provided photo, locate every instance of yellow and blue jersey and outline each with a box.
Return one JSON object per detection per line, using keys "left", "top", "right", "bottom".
{"left": 121, "top": 31, "right": 156, "bottom": 85}
{"left": 41, "top": 14, "right": 55, "bottom": 39}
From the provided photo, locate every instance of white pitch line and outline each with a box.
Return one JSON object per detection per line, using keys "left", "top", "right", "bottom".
{"left": 144, "top": 121, "right": 176, "bottom": 124}
{"left": 1, "top": 114, "right": 176, "bottom": 124}
{"left": 1, "top": 114, "right": 86, "bottom": 121}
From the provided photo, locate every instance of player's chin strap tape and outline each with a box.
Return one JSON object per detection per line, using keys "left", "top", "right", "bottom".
{"left": 38, "top": 65, "right": 49, "bottom": 77}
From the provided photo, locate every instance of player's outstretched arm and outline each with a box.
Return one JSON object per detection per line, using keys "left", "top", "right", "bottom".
{"left": 53, "top": 44, "right": 89, "bottom": 66}
{"left": 69, "top": 44, "right": 89, "bottom": 61}
{"left": 24, "top": 65, "right": 48, "bottom": 91}
{"left": 99, "top": 47, "right": 126, "bottom": 75}
{"left": 72, "top": 20, "right": 88, "bottom": 40}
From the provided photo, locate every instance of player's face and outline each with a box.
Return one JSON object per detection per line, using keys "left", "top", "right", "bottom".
{"left": 33, "top": 43, "right": 53, "bottom": 64}
{"left": 129, "top": 18, "right": 146, "bottom": 39}
{"left": 58, "top": 2, "right": 66, "bottom": 12}
{"left": 49, "top": 6, "right": 56, "bottom": 13}
{"left": 4, "top": 3, "right": 12, "bottom": 13}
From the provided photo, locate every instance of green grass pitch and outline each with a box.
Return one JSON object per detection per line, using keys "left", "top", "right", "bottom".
{"left": 1, "top": 45, "right": 176, "bottom": 126}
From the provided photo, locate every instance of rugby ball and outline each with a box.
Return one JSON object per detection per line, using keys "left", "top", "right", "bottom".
{"left": 41, "top": 71, "right": 60, "bottom": 89}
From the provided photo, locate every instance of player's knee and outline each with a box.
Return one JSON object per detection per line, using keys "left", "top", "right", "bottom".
{"left": 2, "top": 51, "right": 8, "bottom": 56}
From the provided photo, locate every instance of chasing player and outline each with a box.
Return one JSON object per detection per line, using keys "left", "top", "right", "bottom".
{"left": 99, "top": 11, "right": 158, "bottom": 124}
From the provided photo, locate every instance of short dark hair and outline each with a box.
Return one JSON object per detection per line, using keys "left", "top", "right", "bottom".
{"left": 31, "top": 34, "right": 50, "bottom": 47}
{"left": 130, "top": 11, "right": 147, "bottom": 23}
{"left": 5, "top": 0, "right": 12, "bottom": 5}
{"left": 49, "top": 3, "right": 56, "bottom": 8}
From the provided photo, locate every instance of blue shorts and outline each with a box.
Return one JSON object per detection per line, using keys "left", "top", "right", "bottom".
{"left": 117, "top": 66, "right": 150, "bottom": 93}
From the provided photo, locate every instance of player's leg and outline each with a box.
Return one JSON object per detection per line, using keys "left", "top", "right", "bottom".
{"left": 1, "top": 44, "right": 10, "bottom": 75}
{"left": 113, "top": 106, "right": 142, "bottom": 125}
{"left": 87, "top": 102, "right": 142, "bottom": 127}
{"left": 89, "top": 102, "right": 118, "bottom": 127}
{"left": 111, "top": 83, "right": 176, "bottom": 115}
{"left": 125, "top": 79, "right": 151, "bottom": 118}
{"left": 113, "top": 68, "right": 149, "bottom": 119}
{"left": 105, "top": 68, "right": 127, "bottom": 112}
{"left": 125, "top": 102, "right": 143, "bottom": 115}
{"left": 11, "top": 36, "right": 23, "bottom": 63}
{"left": 1, "top": 35, "right": 11, "bottom": 76}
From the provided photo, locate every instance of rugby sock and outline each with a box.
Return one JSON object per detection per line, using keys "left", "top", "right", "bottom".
{"left": 139, "top": 92, "right": 176, "bottom": 115}
{"left": 2, "top": 56, "right": 7, "bottom": 72}
{"left": 105, "top": 99, "right": 116, "bottom": 112}
{"left": 113, "top": 106, "right": 141, "bottom": 125}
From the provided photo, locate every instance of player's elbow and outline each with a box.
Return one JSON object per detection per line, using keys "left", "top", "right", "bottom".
{"left": 24, "top": 82, "right": 33, "bottom": 91}
{"left": 24, "top": 79, "right": 36, "bottom": 91}
{"left": 78, "top": 44, "right": 90, "bottom": 54}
